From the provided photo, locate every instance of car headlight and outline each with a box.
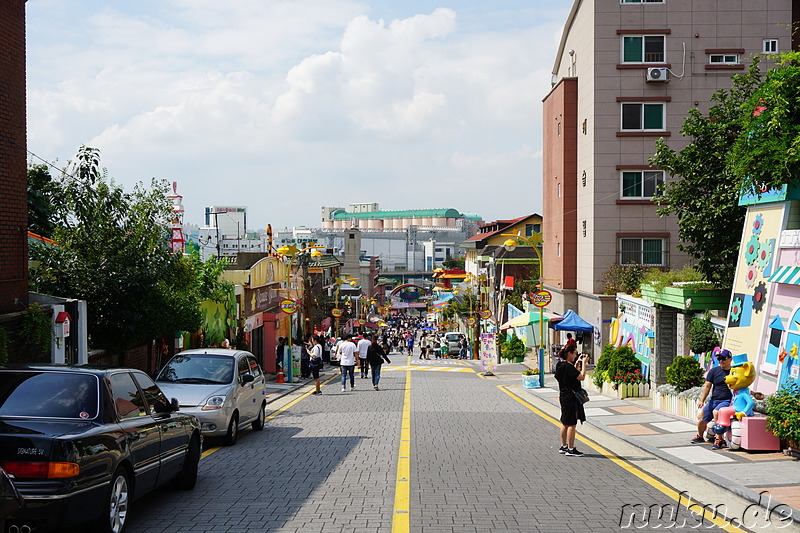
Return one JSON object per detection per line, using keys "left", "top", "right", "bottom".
{"left": 201, "top": 395, "right": 226, "bottom": 410}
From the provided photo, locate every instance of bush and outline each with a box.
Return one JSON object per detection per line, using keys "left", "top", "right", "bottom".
{"left": 504, "top": 335, "right": 526, "bottom": 358}
{"left": 522, "top": 368, "right": 539, "bottom": 375}
{"left": 665, "top": 355, "right": 705, "bottom": 391}
{"left": 687, "top": 314, "right": 720, "bottom": 354}
{"left": 593, "top": 344, "right": 642, "bottom": 388}
{"left": 766, "top": 382, "right": 800, "bottom": 446}
{"left": 602, "top": 264, "right": 645, "bottom": 295}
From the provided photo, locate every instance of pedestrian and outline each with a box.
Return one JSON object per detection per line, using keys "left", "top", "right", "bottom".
{"left": 322, "top": 337, "right": 332, "bottom": 364}
{"left": 692, "top": 349, "right": 734, "bottom": 448}
{"left": 300, "top": 337, "right": 311, "bottom": 379}
{"left": 554, "top": 344, "right": 588, "bottom": 457}
{"left": 367, "top": 336, "right": 392, "bottom": 390}
{"left": 407, "top": 335, "right": 415, "bottom": 357}
{"left": 276, "top": 337, "right": 286, "bottom": 372}
{"left": 357, "top": 333, "right": 372, "bottom": 379}
{"left": 338, "top": 334, "right": 358, "bottom": 392}
{"left": 309, "top": 335, "right": 324, "bottom": 395}
{"left": 459, "top": 335, "right": 468, "bottom": 359}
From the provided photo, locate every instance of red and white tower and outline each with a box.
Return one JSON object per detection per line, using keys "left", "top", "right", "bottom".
{"left": 167, "top": 181, "right": 186, "bottom": 254}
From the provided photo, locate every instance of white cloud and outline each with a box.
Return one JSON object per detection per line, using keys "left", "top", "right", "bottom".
{"left": 25, "top": 1, "right": 569, "bottom": 227}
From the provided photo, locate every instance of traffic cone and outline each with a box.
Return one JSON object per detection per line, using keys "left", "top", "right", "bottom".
{"left": 276, "top": 370, "right": 285, "bottom": 384}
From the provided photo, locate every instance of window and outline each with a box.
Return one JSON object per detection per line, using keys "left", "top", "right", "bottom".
{"left": 622, "top": 35, "right": 665, "bottom": 63}
{"left": 132, "top": 371, "right": 170, "bottom": 414}
{"left": 620, "top": 238, "right": 665, "bottom": 266}
{"left": 246, "top": 357, "right": 263, "bottom": 379}
{"left": 0, "top": 372, "right": 98, "bottom": 419}
{"left": 763, "top": 39, "right": 778, "bottom": 53}
{"left": 238, "top": 357, "right": 251, "bottom": 381}
{"left": 109, "top": 372, "right": 147, "bottom": 419}
{"left": 621, "top": 170, "right": 664, "bottom": 198}
{"left": 621, "top": 103, "right": 664, "bottom": 131}
{"left": 525, "top": 224, "right": 541, "bottom": 237}
{"left": 709, "top": 54, "right": 739, "bottom": 64}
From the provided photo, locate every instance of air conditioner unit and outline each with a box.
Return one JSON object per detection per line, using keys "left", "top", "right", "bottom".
{"left": 646, "top": 67, "right": 668, "bottom": 82}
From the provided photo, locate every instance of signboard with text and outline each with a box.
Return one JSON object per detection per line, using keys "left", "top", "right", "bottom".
{"left": 532, "top": 290, "right": 552, "bottom": 308}
{"left": 480, "top": 333, "right": 497, "bottom": 373}
{"left": 332, "top": 308, "right": 343, "bottom": 317}
{"left": 280, "top": 299, "right": 298, "bottom": 314}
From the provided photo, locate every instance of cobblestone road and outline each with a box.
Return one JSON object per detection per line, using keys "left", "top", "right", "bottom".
{"left": 121, "top": 356, "right": 755, "bottom": 532}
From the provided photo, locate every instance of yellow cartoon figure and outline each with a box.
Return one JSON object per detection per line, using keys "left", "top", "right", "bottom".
{"left": 712, "top": 354, "right": 756, "bottom": 450}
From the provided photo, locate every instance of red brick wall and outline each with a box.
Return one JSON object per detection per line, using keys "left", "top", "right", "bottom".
{"left": 542, "top": 79, "right": 578, "bottom": 292}
{"left": 0, "top": 1, "right": 28, "bottom": 315}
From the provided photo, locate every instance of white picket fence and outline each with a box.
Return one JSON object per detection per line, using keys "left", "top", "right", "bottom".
{"left": 653, "top": 390, "right": 698, "bottom": 420}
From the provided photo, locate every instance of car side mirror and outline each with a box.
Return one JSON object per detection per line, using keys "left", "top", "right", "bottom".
{"left": 241, "top": 373, "right": 255, "bottom": 384}
{"left": 170, "top": 398, "right": 180, "bottom": 412}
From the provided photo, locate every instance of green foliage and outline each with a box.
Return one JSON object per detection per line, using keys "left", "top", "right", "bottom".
{"left": 601, "top": 264, "right": 644, "bottom": 295}
{"left": 766, "top": 382, "right": 800, "bottom": 445}
{"left": 593, "top": 344, "right": 642, "bottom": 387}
{"left": 20, "top": 303, "right": 52, "bottom": 356}
{"left": 29, "top": 146, "right": 202, "bottom": 354}
{"left": 522, "top": 368, "right": 539, "bottom": 375}
{"left": 28, "top": 164, "right": 64, "bottom": 238}
{"left": 441, "top": 256, "right": 465, "bottom": 270}
{"left": 651, "top": 59, "right": 763, "bottom": 287}
{"left": 504, "top": 334, "right": 526, "bottom": 358}
{"left": 687, "top": 313, "right": 720, "bottom": 354}
{"left": 732, "top": 52, "right": 800, "bottom": 197}
{"left": 665, "top": 355, "right": 705, "bottom": 392}
{"left": 0, "top": 327, "right": 8, "bottom": 366}
{"left": 641, "top": 265, "right": 713, "bottom": 293}
{"left": 503, "top": 277, "right": 540, "bottom": 312}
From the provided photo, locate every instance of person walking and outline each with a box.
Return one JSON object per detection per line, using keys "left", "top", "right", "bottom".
{"left": 367, "top": 336, "right": 392, "bottom": 390}
{"left": 406, "top": 335, "right": 415, "bottom": 357}
{"left": 300, "top": 337, "right": 311, "bottom": 379}
{"left": 554, "top": 344, "right": 588, "bottom": 457}
{"left": 338, "top": 334, "right": 358, "bottom": 392}
{"left": 276, "top": 337, "right": 286, "bottom": 373}
{"left": 459, "top": 334, "right": 468, "bottom": 359}
{"left": 309, "top": 335, "right": 324, "bottom": 395}
{"left": 357, "top": 333, "right": 372, "bottom": 379}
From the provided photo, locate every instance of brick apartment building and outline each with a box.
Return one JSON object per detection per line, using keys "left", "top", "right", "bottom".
{"left": 0, "top": 1, "right": 29, "bottom": 349}
{"left": 542, "top": 0, "right": 796, "bottom": 346}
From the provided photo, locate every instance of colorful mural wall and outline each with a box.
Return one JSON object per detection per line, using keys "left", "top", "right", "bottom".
{"left": 724, "top": 188, "right": 800, "bottom": 395}
{"left": 610, "top": 294, "right": 653, "bottom": 378}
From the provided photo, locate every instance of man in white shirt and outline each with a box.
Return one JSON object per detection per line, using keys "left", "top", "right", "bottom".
{"left": 338, "top": 334, "right": 358, "bottom": 392}
{"left": 357, "top": 333, "right": 372, "bottom": 380}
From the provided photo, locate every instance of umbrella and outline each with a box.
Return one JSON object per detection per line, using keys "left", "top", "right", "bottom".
{"left": 500, "top": 312, "right": 550, "bottom": 330}
{"left": 551, "top": 309, "right": 593, "bottom": 332}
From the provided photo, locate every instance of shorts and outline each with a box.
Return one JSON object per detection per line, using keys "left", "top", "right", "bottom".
{"left": 702, "top": 398, "right": 731, "bottom": 422}
{"left": 311, "top": 366, "right": 320, "bottom": 379}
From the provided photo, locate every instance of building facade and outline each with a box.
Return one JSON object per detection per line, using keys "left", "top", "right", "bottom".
{"left": 542, "top": 0, "right": 794, "bottom": 347}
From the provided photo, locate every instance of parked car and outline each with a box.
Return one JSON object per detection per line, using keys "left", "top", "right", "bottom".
{"left": 444, "top": 332, "right": 464, "bottom": 356}
{"left": 0, "top": 365, "right": 201, "bottom": 533}
{"left": 156, "top": 349, "right": 268, "bottom": 446}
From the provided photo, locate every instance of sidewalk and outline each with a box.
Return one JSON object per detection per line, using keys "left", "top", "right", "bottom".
{"left": 514, "top": 365, "right": 800, "bottom": 524}
{"left": 262, "top": 365, "right": 340, "bottom": 403}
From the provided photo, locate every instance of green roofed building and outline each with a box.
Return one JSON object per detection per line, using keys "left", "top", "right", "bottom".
{"left": 322, "top": 204, "right": 480, "bottom": 231}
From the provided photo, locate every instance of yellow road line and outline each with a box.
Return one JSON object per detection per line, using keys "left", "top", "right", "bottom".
{"left": 201, "top": 374, "right": 339, "bottom": 460}
{"left": 497, "top": 385, "right": 747, "bottom": 533}
{"left": 392, "top": 366, "right": 412, "bottom": 533}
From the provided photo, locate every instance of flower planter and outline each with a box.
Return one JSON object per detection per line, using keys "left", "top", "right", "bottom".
{"left": 640, "top": 283, "right": 730, "bottom": 312}
{"left": 522, "top": 375, "right": 540, "bottom": 389}
{"left": 653, "top": 390, "right": 698, "bottom": 420}
{"left": 596, "top": 381, "right": 650, "bottom": 398}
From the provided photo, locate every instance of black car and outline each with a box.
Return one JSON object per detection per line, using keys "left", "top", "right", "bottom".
{"left": 0, "top": 365, "right": 202, "bottom": 533}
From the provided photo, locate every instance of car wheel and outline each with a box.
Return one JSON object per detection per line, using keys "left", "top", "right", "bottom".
{"left": 172, "top": 434, "right": 200, "bottom": 490}
{"left": 252, "top": 402, "right": 266, "bottom": 431}
{"left": 96, "top": 467, "right": 130, "bottom": 533}
{"left": 223, "top": 413, "right": 238, "bottom": 446}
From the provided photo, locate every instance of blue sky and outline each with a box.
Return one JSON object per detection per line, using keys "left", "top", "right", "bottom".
{"left": 25, "top": 1, "right": 570, "bottom": 230}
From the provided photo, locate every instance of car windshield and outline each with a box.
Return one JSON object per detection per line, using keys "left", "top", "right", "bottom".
{"left": 0, "top": 371, "right": 99, "bottom": 419}
{"left": 156, "top": 354, "right": 234, "bottom": 384}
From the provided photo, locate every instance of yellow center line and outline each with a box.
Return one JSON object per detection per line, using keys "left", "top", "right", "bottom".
{"left": 392, "top": 364, "right": 412, "bottom": 532}
{"left": 497, "top": 385, "right": 747, "bottom": 533}
{"left": 201, "top": 373, "right": 339, "bottom": 460}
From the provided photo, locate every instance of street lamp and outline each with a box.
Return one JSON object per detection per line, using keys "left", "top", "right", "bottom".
{"left": 330, "top": 277, "right": 358, "bottom": 336}
{"left": 502, "top": 232, "right": 545, "bottom": 388}
{"left": 277, "top": 244, "right": 324, "bottom": 382}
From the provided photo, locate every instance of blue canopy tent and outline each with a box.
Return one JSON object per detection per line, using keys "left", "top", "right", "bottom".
{"left": 551, "top": 309, "right": 593, "bottom": 332}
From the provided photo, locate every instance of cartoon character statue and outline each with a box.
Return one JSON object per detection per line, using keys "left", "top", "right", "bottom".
{"left": 711, "top": 353, "right": 755, "bottom": 449}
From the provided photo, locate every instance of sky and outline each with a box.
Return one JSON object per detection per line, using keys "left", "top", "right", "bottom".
{"left": 25, "top": 1, "right": 570, "bottom": 231}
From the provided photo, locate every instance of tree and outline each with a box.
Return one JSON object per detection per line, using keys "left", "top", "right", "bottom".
{"left": 27, "top": 164, "right": 63, "bottom": 238}
{"left": 651, "top": 58, "right": 762, "bottom": 286}
{"left": 730, "top": 51, "right": 800, "bottom": 194}
{"left": 30, "top": 146, "right": 202, "bottom": 354}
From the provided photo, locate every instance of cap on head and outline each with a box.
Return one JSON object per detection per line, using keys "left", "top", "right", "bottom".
{"left": 717, "top": 349, "right": 732, "bottom": 361}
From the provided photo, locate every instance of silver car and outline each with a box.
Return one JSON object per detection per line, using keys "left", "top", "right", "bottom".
{"left": 156, "top": 349, "right": 268, "bottom": 445}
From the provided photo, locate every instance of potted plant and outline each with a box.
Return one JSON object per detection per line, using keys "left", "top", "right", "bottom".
{"left": 503, "top": 334, "right": 526, "bottom": 363}
{"left": 766, "top": 382, "right": 800, "bottom": 457}
{"left": 522, "top": 368, "right": 540, "bottom": 389}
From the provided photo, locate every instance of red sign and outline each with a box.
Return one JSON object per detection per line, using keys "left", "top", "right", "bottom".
{"left": 479, "top": 309, "right": 492, "bottom": 320}
{"left": 465, "top": 317, "right": 476, "bottom": 326}
{"left": 532, "top": 290, "right": 552, "bottom": 308}
{"left": 331, "top": 308, "right": 343, "bottom": 317}
{"left": 279, "top": 299, "right": 298, "bottom": 314}
{"left": 358, "top": 318, "right": 367, "bottom": 326}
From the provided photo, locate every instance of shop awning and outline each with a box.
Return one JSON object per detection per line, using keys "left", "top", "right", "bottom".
{"left": 551, "top": 309, "right": 594, "bottom": 332}
{"left": 769, "top": 265, "right": 800, "bottom": 285}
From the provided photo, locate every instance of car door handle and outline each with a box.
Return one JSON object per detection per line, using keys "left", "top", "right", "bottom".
{"left": 129, "top": 432, "right": 140, "bottom": 442}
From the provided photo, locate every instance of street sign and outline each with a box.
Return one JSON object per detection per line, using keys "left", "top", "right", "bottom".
{"left": 279, "top": 299, "right": 298, "bottom": 314}
{"left": 465, "top": 317, "right": 476, "bottom": 326}
{"left": 479, "top": 309, "right": 492, "bottom": 320}
{"left": 532, "top": 290, "right": 552, "bottom": 308}
{"left": 331, "top": 308, "right": 343, "bottom": 317}
{"left": 358, "top": 318, "right": 366, "bottom": 326}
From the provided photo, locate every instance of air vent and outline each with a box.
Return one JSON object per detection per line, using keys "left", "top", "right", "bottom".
{"left": 646, "top": 67, "right": 668, "bottom": 82}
